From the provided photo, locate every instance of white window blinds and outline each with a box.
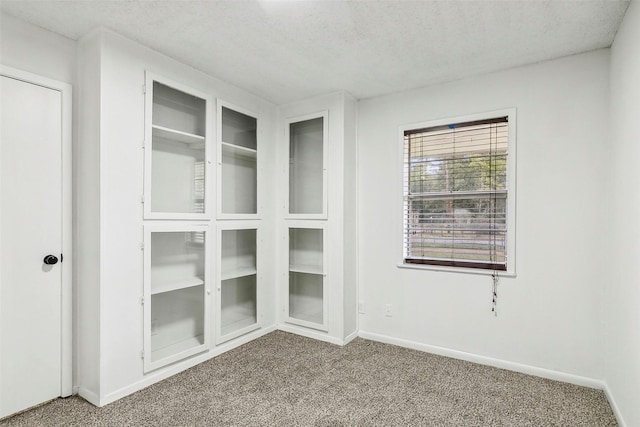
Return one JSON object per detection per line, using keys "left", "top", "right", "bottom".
{"left": 403, "top": 116, "right": 509, "bottom": 271}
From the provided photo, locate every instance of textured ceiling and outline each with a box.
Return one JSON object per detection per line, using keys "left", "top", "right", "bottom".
{"left": 0, "top": 0, "right": 630, "bottom": 104}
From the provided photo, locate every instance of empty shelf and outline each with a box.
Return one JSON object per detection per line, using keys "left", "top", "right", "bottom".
{"left": 289, "top": 264, "right": 323, "bottom": 275}
{"left": 151, "top": 334, "right": 205, "bottom": 362}
{"left": 221, "top": 267, "right": 257, "bottom": 281}
{"left": 222, "top": 141, "right": 257, "bottom": 159}
{"left": 153, "top": 124, "right": 205, "bottom": 145}
{"left": 151, "top": 276, "right": 204, "bottom": 295}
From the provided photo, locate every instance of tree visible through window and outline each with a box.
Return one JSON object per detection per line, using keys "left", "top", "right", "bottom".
{"left": 403, "top": 116, "right": 509, "bottom": 271}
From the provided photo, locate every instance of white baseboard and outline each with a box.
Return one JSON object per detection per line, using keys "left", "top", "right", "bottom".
{"left": 603, "top": 383, "right": 628, "bottom": 427}
{"left": 358, "top": 330, "right": 604, "bottom": 390}
{"left": 277, "top": 323, "right": 345, "bottom": 346}
{"left": 77, "top": 325, "right": 627, "bottom": 427}
{"left": 343, "top": 329, "right": 359, "bottom": 345}
{"left": 95, "top": 326, "right": 276, "bottom": 407}
{"left": 77, "top": 387, "right": 100, "bottom": 407}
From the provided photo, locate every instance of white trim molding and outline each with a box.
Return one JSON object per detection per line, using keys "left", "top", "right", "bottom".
{"left": 358, "top": 330, "right": 604, "bottom": 390}
{"left": 603, "top": 383, "right": 628, "bottom": 427}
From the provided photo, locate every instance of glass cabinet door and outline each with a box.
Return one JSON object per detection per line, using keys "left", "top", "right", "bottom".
{"left": 218, "top": 226, "right": 259, "bottom": 343}
{"left": 144, "top": 74, "right": 211, "bottom": 218}
{"left": 218, "top": 104, "right": 258, "bottom": 216}
{"left": 144, "top": 225, "right": 210, "bottom": 372}
{"left": 288, "top": 113, "right": 327, "bottom": 217}
{"left": 287, "top": 226, "right": 327, "bottom": 331}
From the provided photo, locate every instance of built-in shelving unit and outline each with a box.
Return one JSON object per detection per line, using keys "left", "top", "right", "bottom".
{"left": 217, "top": 224, "right": 260, "bottom": 343}
{"left": 143, "top": 225, "right": 210, "bottom": 373}
{"left": 278, "top": 95, "right": 357, "bottom": 344}
{"left": 286, "top": 225, "right": 327, "bottom": 331}
{"left": 218, "top": 102, "right": 258, "bottom": 217}
{"left": 144, "top": 74, "right": 211, "bottom": 219}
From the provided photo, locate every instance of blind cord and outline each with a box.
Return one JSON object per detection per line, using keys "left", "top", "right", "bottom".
{"left": 491, "top": 271, "right": 499, "bottom": 316}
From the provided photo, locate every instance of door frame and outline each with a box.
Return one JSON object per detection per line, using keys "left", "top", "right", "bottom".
{"left": 0, "top": 65, "right": 73, "bottom": 398}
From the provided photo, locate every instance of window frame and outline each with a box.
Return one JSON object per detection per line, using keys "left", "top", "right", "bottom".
{"left": 398, "top": 108, "right": 517, "bottom": 277}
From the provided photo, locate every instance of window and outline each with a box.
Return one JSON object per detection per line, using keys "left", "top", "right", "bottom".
{"left": 402, "top": 112, "right": 515, "bottom": 272}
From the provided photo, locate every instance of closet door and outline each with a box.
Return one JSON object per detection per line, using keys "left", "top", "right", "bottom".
{"left": 143, "top": 73, "right": 212, "bottom": 220}
{"left": 0, "top": 73, "right": 70, "bottom": 418}
{"left": 143, "top": 224, "right": 211, "bottom": 372}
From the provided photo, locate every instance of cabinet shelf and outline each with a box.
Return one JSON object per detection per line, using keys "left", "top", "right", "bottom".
{"left": 152, "top": 125, "right": 205, "bottom": 145}
{"left": 151, "top": 334, "right": 205, "bottom": 363}
{"left": 289, "top": 264, "right": 323, "bottom": 275}
{"left": 290, "top": 310, "right": 323, "bottom": 325}
{"left": 221, "top": 267, "right": 257, "bottom": 281}
{"left": 151, "top": 276, "right": 204, "bottom": 295}
{"left": 222, "top": 141, "right": 257, "bottom": 159}
{"left": 221, "top": 315, "right": 257, "bottom": 337}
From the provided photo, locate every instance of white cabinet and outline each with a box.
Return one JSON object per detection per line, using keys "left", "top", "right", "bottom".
{"left": 218, "top": 101, "right": 258, "bottom": 217}
{"left": 286, "top": 112, "right": 328, "bottom": 219}
{"left": 143, "top": 224, "right": 211, "bottom": 373}
{"left": 144, "top": 73, "right": 212, "bottom": 219}
{"left": 142, "top": 73, "right": 213, "bottom": 372}
{"left": 278, "top": 93, "right": 357, "bottom": 344}
{"left": 217, "top": 223, "right": 260, "bottom": 343}
{"left": 76, "top": 30, "right": 277, "bottom": 407}
{"left": 216, "top": 100, "right": 262, "bottom": 344}
{"left": 286, "top": 224, "right": 327, "bottom": 330}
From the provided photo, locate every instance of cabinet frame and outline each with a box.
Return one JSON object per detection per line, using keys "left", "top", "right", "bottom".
{"left": 285, "top": 111, "right": 329, "bottom": 220}
{"left": 284, "top": 221, "right": 328, "bottom": 331}
{"left": 216, "top": 100, "right": 260, "bottom": 219}
{"left": 143, "top": 222, "right": 212, "bottom": 373}
{"left": 216, "top": 221, "right": 262, "bottom": 344}
{"left": 143, "top": 72, "right": 214, "bottom": 220}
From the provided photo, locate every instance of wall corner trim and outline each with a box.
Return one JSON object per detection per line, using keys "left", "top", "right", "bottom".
{"left": 603, "top": 382, "right": 628, "bottom": 427}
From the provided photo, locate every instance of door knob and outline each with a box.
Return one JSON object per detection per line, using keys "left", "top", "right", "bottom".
{"left": 43, "top": 255, "right": 59, "bottom": 265}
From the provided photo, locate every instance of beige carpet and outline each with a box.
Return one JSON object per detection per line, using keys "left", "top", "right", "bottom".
{"left": 1, "top": 331, "right": 617, "bottom": 426}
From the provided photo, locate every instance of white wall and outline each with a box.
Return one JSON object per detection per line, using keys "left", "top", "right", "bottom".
{"left": 358, "top": 49, "right": 609, "bottom": 382}
{"left": 607, "top": 2, "right": 640, "bottom": 425}
{"left": 0, "top": 13, "right": 76, "bottom": 84}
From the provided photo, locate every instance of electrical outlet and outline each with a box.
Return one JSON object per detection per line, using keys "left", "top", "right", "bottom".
{"left": 358, "top": 301, "right": 365, "bottom": 314}
{"left": 384, "top": 304, "right": 392, "bottom": 317}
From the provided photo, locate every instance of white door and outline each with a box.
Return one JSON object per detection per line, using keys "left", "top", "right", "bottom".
{"left": 0, "top": 74, "right": 66, "bottom": 418}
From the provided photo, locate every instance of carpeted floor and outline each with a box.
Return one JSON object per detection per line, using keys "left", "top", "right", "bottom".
{"left": 1, "top": 331, "right": 617, "bottom": 426}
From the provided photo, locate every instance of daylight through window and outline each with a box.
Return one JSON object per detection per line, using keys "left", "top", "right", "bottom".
{"left": 403, "top": 116, "right": 509, "bottom": 271}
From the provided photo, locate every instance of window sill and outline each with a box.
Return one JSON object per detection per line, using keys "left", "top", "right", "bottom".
{"left": 396, "top": 261, "right": 516, "bottom": 278}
